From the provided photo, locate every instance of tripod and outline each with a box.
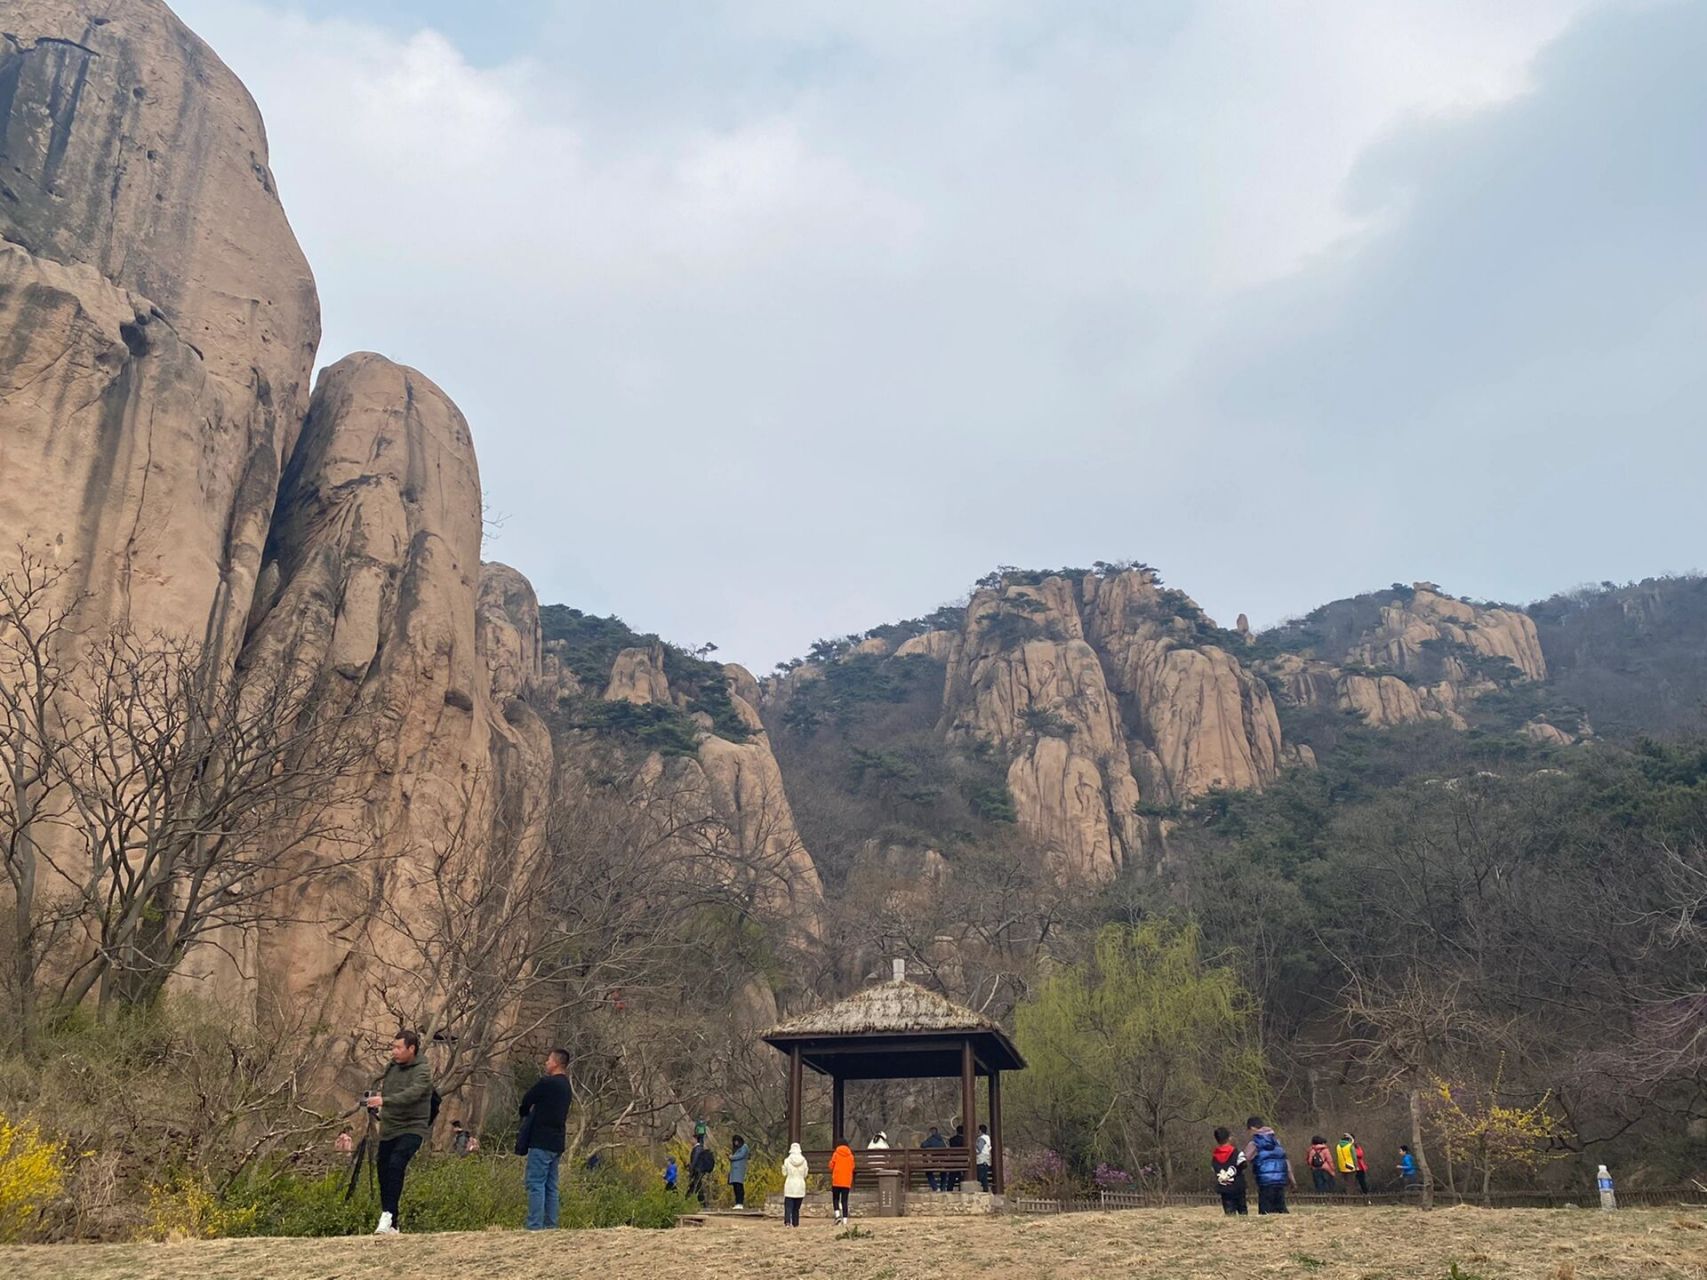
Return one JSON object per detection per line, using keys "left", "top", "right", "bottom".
{"left": 343, "top": 1103, "right": 381, "bottom": 1206}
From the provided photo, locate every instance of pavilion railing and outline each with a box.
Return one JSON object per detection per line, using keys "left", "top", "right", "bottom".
{"left": 802, "top": 1147, "right": 978, "bottom": 1189}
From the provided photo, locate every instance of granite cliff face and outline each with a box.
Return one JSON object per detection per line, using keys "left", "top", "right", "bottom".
{"left": 1251, "top": 583, "right": 1554, "bottom": 733}
{"left": 0, "top": 0, "right": 318, "bottom": 661}
{"left": 229, "top": 355, "right": 556, "bottom": 1057}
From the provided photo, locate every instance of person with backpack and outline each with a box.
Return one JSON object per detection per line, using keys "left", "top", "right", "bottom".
{"left": 688, "top": 1132, "right": 716, "bottom": 1205}
{"left": 1241, "top": 1115, "right": 1295, "bottom": 1215}
{"left": 517, "top": 1047, "right": 573, "bottom": 1229}
{"left": 728, "top": 1135, "right": 751, "bottom": 1209}
{"left": 781, "top": 1143, "right": 809, "bottom": 1227}
{"left": 366, "top": 1030, "right": 435, "bottom": 1235}
{"left": 1306, "top": 1135, "right": 1337, "bottom": 1193}
{"left": 1336, "top": 1133, "right": 1369, "bottom": 1195}
{"left": 830, "top": 1142, "right": 856, "bottom": 1223}
{"left": 1211, "top": 1126, "right": 1248, "bottom": 1215}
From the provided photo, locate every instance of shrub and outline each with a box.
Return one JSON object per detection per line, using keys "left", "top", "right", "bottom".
{"left": 0, "top": 1112, "right": 66, "bottom": 1243}
{"left": 230, "top": 1150, "right": 690, "bottom": 1237}
{"left": 140, "top": 1173, "right": 255, "bottom": 1241}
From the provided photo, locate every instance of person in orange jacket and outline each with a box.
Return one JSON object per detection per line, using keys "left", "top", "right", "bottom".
{"left": 829, "top": 1143, "right": 855, "bottom": 1224}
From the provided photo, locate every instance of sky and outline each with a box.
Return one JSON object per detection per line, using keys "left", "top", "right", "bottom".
{"left": 171, "top": 0, "right": 1707, "bottom": 671}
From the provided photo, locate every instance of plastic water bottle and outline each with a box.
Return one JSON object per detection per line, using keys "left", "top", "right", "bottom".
{"left": 1596, "top": 1164, "right": 1616, "bottom": 1210}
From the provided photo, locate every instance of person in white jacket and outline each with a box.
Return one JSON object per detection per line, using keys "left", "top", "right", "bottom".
{"left": 781, "top": 1142, "right": 809, "bottom": 1228}
{"left": 975, "top": 1124, "right": 993, "bottom": 1192}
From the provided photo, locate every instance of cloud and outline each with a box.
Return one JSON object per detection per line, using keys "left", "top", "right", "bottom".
{"left": 166, "top": 0, "right": 1693, "bottom": 668}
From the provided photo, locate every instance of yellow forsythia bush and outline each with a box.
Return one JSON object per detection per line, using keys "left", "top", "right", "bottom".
{"left": 0, "top": 1111, "right": 66, "bottom": 1243}
{"left": 140, "top": 1174, "right": 255, "bottom": 1242}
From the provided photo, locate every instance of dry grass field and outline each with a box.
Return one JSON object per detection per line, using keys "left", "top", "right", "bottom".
{"left": 5, "top": 1205, "right": 1705, "bottom": 1280}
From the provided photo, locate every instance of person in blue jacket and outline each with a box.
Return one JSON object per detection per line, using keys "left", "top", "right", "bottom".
{"left": 664, "top": 1155, "right": 678, "bottom": 1191}
{"left": 1398, "top": 1144, "right": 1421, "bottom": 1190}
{"left": 1241, "top": 1116, "right": 1296, "bottom": 1215}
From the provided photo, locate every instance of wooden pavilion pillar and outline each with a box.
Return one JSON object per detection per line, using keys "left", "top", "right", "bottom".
{"left": 960, "top": 1038, "right": 976, "bottom": 1188}
{"left": 788, "top": 1044, "right": 803, "bottom": 1146}
{"left": 990, "top": 1068, "right": 1005, "bottom": 1194}
{"left": 831, "top": 1074, "right": 845, "bottom": 1145}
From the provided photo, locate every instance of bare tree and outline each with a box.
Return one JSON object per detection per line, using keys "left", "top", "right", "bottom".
{"left": 0, "top": 550, "right": 377, "bottom": 1028}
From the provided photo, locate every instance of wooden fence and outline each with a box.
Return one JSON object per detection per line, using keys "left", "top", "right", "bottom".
{"left": 1008, "top": 1186, "right": 1707, "bottom": 1214}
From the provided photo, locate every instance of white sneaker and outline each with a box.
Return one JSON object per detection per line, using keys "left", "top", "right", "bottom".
{"left": 374, "top": 1211, "right": 397, "bottom": 1234}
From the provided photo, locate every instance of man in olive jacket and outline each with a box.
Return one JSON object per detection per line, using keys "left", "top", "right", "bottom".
{"left": 368, "top": 1030, "right": 435, "bottom": 1234}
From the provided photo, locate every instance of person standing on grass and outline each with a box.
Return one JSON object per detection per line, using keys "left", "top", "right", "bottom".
{"left": 688, "top": 1132, "right": 716, "bottom": 1205}
{"left": 1242, "top": 1115, "right": 1295, "bottom": 1215}
{"left": 1306, "top": 1135, "right": 1337, "bottom": 1193}
{"left": 830, "top": 1141, "right": 856, "bottom": 1224}
{"left": 781, "top": 1143, "right": 809, "bottom": 1227}
{"left": 1337, "top": 1133, "right": 1369, "bottom": 1195}
{"left": 975, "top": 1124, "right": 993, "bottom": 1192}
{"left": 1211, "top": 1126, "right": 1248, "bottom": 1215}
{"left": 518, "top": 1047, "right": 572, "bottom": 1230}
{"left": 728, "top": 1135, "right": 751, "bottom": 1209}
{"left": 1398, "top": 1144, "right": 1420, "bottom": 1191}
{"left": 664, "top": 1155, "right": 678, "bottom": 1191}
{"left": 367, "top": 1030, "right": 435, "bottom": 1235}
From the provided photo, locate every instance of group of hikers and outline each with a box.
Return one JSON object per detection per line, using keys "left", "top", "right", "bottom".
{"left": 667, "top": 1121, "right": 995, "bottom": 1226}
{"left": 1212, "top": 1117, "right": 1421, "bottom": 1216}
{"left": 772, "top": 1122, "right": 997, "bottom": 1227}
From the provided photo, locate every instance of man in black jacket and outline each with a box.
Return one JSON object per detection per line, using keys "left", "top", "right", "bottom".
{"left": 518, "top": 1048, "right": 573, "bottom": 1230}
{"left": 687, "top": 1133, "right": 716, "bottom": 1205}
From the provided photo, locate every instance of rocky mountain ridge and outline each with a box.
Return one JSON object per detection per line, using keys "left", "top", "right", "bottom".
{"left": 765, "top": 566, "right": 1572, "bottom": 882}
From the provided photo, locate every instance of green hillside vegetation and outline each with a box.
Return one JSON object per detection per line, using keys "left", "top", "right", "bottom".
{"left": 767, "top": 651, "right": 1019, "bottom": 888}
{"left": 1528, "top": 575, "right": 1707, "bottom": 739}
{"left": 540, "top": 605, "right": 751, "bottom": 751}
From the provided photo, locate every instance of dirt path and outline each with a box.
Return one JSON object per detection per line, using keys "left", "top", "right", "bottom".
{"left": 5, "top": 1205, "right": 1705, "bottom": 1280}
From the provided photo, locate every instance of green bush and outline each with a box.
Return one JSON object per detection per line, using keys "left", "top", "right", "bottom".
{"left": 230, "top": 1152, "right": 690, "bottom": 1237}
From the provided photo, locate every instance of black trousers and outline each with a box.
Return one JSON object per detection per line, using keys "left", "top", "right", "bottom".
{"left": 1355, "top": 1170, "right": 1369, "bottom": 1194}
{"left": 377, "top": 1133, "right": 423, "bottom": 1219}
{"left": 832, "top": 1187, "right": 850, "bottom": 1218}
{"left": 977, "top": 1164, "right": 991, "bottom": 1192}
{"left": 1220, "top": 1189, "right": 1248, "bottom": 1215}
{"left": 731, "top": 1180, "right": 745, "bottom": 1208}
{"left": 783, "top": 1195, "right": 802, "bottom": 1226}
{"left": 1256, "top": 1183, "right": 1289, "bottom": 1215}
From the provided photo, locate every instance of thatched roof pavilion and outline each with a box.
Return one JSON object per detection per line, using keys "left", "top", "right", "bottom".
{"left": 762, "top": 965, "right": 1025, "bottom": 1194}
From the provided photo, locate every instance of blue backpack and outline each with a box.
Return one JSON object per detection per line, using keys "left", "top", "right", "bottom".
{"left": 1251, "top": 1132, "right": 1289, "bottom": 1186}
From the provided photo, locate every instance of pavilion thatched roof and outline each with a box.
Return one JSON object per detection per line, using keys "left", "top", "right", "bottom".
{"left": 765, "top": 978, "right": 1003, "bottom": 1039}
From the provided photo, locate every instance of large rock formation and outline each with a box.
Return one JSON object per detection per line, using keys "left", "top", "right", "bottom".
{"left": 231, "top": 355, "right": 555, "bottom": 1058}
{"left": 0, "top": 1, "right": 829, "bottom": 1080}
{"left": 0, "top": 0, "right": 319, "bottom": 660}
{"left": 1252, "top": 583, "right": 1551, "bottom": 731}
